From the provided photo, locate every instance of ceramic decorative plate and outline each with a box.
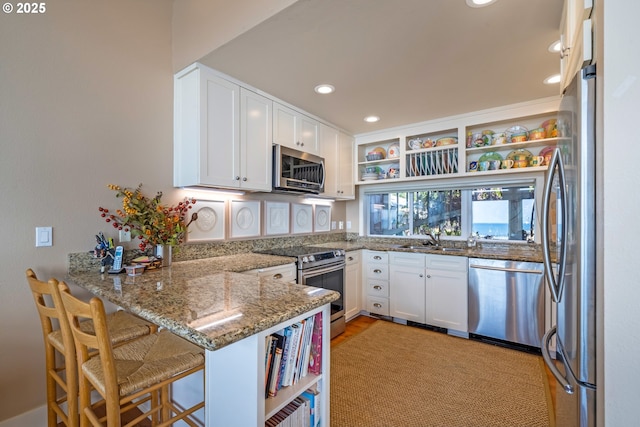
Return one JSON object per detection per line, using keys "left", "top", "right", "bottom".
{"left": 387, "top": 143, "right": 400, "bottom": 159}
{"left": 478, "top": 152, "right": 504, "bottom": 162}
{"left": 230, "top": 200, "right": 261, "bottom": 238}
{"left": 506, "top": 149, "right": 533, "bottom": 168}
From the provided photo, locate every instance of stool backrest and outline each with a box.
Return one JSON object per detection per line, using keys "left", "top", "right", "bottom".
{"left": 58, "top": 284, "right": 119, "bottom": 399}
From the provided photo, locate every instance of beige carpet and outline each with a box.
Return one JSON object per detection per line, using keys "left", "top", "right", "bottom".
{"left": 331, "top": 320, "right": 553, "bottom": 427}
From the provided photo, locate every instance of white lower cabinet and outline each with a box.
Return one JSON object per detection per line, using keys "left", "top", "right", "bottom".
{"left": 344, "top": 251, "right": 362, "bottom": 320}
{"left": 363, "top": 250, "right": 389, "bottom": 316}
{"left": 425, "top": 254, "right": 468, "bottom": 333}
{"left": 389, "top": 252, "right": 426, "bottom": 323}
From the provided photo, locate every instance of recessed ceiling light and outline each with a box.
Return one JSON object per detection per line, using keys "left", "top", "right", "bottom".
{"left": 544, "top": 74, "right": 561, "bottom": 85}
{"left": 364, "top": 116, "right": 380, "bottom": 123}
{"left": 466, "top": 0, "right": 498, "bottom": 7}
{"left": 314, "top": 84, "right": 335, "bottom": 94}
{"left": 548, "top": 40, "right": 562, "bottom": 53}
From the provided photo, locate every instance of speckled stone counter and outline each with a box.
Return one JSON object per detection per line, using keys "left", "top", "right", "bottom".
{"left": 67, "top": 257, "right": 338, "bottom": 351}
{"left": 313, "top": 240, "right": 545, "bottom": 262}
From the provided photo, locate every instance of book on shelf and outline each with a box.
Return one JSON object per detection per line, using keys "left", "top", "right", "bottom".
{"left": 265, "top": 335, "right": 276, "bottom": 393}
{"left": 283, "top": 322, "right": 303, "bottom": 387}
{"left": 265, "top": 395, "right": 310, "bottom": 427}
{"left": 301, "top": 387, "right": 320, "bottom": 427}
{"left": 298, "top": 314, "right": 315, "bottom": 380}
{"left": 268, "top": 332, "right": 286, "bottom": 397}
{"left": 276, "top": 326, "right": 293, "bottom": 392}
{"left": 308, "top": 312, "right": 323, "bottom": 375}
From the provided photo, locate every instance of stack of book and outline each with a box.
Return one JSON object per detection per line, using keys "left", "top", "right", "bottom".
{"left": 264, "top": 312, "right": 323, "bottom": 399}
{"left": 265, "top": 387, "right": 321, "bottom": 427}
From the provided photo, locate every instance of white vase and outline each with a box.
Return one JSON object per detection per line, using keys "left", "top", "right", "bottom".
{"left": 155, "top": 244, "right": 172, "bottom": 267}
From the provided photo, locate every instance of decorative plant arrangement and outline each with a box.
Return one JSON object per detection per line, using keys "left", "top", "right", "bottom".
{"left": 98, "top": 184, "right": 197, "bottom": 251}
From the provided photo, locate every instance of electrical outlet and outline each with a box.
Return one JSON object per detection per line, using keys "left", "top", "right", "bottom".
{"left": 119, "top": 230, "right": 131, "bottom": 242}
{"left": 346, "top": 221, "right": 352, "bottom": 230}
{"left": 339, "top": 221, "right": 344, "bottom": 230}
{"left": 331, "top": 221, "right": 337, "bottom": 230}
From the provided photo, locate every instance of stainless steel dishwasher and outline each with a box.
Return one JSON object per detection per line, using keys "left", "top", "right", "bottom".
{"left": 468, "top": 258, "right": 545, "bottom": 349}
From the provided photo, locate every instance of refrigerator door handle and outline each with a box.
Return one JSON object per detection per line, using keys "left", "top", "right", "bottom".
{"left": 541, "top": 326, "right": 575, "bottom": 394}
{"left": 541, "top": 148, "right": 568, "bottom": 302}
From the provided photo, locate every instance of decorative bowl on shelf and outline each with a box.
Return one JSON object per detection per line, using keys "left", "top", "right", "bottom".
{"left": 366, "top": 152, "right": 383, "bottom": 161}
{"left": 529, "top": 127, "right": 547, "bottom": 140}
{"left": 435, "top": 137, "right": 458, "bottom": 147}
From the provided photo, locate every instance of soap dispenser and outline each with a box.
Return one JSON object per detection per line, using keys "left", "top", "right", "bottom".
{"left": 467, "top": 233, "right": 477, "bottom": 248}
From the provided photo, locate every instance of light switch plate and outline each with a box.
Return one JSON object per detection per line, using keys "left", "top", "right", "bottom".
{"left": 35, "top": 227, "right": 52, "bottom": 247}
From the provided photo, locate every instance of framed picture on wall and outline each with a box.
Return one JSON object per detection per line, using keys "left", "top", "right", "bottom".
{"left": 230, "top": 200, "right": 261, "bottom": 238}
{"left": 186, "top": 200, "right": 226, "bottom": 242}
{"left": 314, "top": 205, "right": 331, "bottom": 232}
{"left": 291, "top": 203, "right": 313, "bottom": 234}
{"left": 265, "top": 201, "right": 290, "bottom": 235}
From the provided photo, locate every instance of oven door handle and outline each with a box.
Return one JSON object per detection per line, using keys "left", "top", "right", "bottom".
{"left": 300, "top": 263, "right": 345, "bottom": 279}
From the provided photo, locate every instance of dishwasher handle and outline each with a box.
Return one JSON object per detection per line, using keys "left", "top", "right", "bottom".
{"left": 469, "top": 264, "right": 543, "bottom": 275}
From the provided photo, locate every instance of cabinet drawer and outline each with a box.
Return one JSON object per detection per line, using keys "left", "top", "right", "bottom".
{"left": 426, "top": 254, "right": 467, "bottom": 272}
{"left": 346, "top": 251, "right": 361, "bottom": 265}
{"left": 365, "top": 264, "right": 389, "bottom": 280}
{"left": 364, "top": 251, "right": 388, "bottom": 264}
{"left": 389, "top": 252, "right": 426, "bottom": 268}
{"left": 366, "top": 280, "right": 389, "bottom": 297}
{"left": 367, "top": 296, "right": 389, "bottom": 316}
{"left": 244, "top": 263, "right": 297, "bottom": 282}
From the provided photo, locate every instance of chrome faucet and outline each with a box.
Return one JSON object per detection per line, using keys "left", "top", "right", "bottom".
{"left": 423, "top": 231, "right": 441, "bottom": 247}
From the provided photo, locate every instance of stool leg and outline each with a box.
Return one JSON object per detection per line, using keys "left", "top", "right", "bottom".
{"left": 161, "top": 384, "right": 171, "bottom": 422}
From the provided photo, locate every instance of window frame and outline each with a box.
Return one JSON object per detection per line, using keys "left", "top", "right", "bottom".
{"left": 359, "top": 175, "right": 543, "bottom": 243}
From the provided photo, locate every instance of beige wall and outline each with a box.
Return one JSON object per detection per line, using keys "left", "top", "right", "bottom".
{"left": 0, "top": 0, "right": 175, "bottom": 420}
{"left": 0, "top": 1, "right": 344, "bottom": 421}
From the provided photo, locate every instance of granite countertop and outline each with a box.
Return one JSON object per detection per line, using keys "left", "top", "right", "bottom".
{"left": 67, "top": 256, "right": 338, "bottom": 352}
{"left": 312, "top": 241, "right": 544, "bottom": 263}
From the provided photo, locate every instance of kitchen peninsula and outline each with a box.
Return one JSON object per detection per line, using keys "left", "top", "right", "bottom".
{"left": 67, "top": 257, "right": 339, "bottom": 427}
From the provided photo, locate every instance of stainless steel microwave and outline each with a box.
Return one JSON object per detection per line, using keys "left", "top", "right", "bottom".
{"left": 272, "top": 145, "right": 325, "bottom": 194}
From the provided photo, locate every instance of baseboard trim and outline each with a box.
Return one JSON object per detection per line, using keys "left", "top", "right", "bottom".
{"left": 0, "top": 405, "right": 47, "bottom": 427}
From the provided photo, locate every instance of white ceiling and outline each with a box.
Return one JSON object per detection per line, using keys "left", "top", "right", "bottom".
{"left": 199, "top": 0, "right": 563, "bottom": 135}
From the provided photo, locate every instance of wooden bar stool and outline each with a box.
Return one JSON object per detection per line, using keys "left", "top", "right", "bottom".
{"left": 26, "top": 269, "right": 157, "bottom": 427}
{"left": 58, "top": 281, "right": 205, "bottom": 427}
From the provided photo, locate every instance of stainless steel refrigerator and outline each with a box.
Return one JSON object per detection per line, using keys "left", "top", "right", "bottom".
{"left": 541, "top": 64, "right": 597, "bottom": 427}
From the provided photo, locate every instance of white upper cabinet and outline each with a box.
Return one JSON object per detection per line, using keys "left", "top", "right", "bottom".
{"left": 273, "top": 102, "right": 319, "bottom": 155}
{"left": 174, "top": 63, "right": 272, "bottom": 191}
{"left": 320, "top": 125, "right": 354, "bottom": 199}
{"left": 240, "top": 88, "right": 272, "bottom": 191}
{"left": 560, "top": 0, "right": 594, "bottom": 89}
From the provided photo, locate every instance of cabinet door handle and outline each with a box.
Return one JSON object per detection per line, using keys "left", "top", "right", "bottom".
{"left": 235, "top": 176, "right": 240, "bottom": 180}
{"left": 347, "top": 256, "right": 354, "bottom": 261}
{"left": 373, "top": 255, "right": 382, "bottom": 260}
{"left": 426, "top": 275, "right": 431, "bottom": 278}
{"left": 273, "top": 273, "right": 283, "bottom": 279}
{"left": 373, "top": 269, "right": 382, "bottom": 274}
{"left": 373, "top": 303, "right": 382, "bottom": 308}
{"left": 242, "top": 177, "right": 247, "bottom": 181}
{"left": 373, "top": 285, "right": 382, "bottom": 290}
{"left": 419, "top": 274, "right": 424, "bottom": 278}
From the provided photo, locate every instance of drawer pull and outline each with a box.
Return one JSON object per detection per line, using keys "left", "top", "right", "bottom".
{"left": 373, "top": 255, "right": 382, "bottom": 260}
{"left": 419, "top": 274, "right": 424, "bottom": 278}
{"left": 373, "top": 285, "right": 382, "bottom": 290}
{"left": 273, "top": 273, "right": 283, "bottom": 279}
{"left": 373, "top": 269, "right": 382, "bottom": 274}
{"left": 373, "top": 303, "right": 382, "bottom": 308}
{"left": 348, "top": 256, "right": 354, "bottom": 261}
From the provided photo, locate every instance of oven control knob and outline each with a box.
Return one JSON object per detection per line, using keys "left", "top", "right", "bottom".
{"left": 334, "top": 249, "right": 345, "bottom": 257}
{"left": 302, "top": 256, "right": 309, "bottom": 263}
{"left": 308, "top": 255, "right": 315, "bottom": 262}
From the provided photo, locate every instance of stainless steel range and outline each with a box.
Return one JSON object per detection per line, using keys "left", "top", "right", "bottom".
{"left": 259, "top": 246, "right": 345, "bottom": 338}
